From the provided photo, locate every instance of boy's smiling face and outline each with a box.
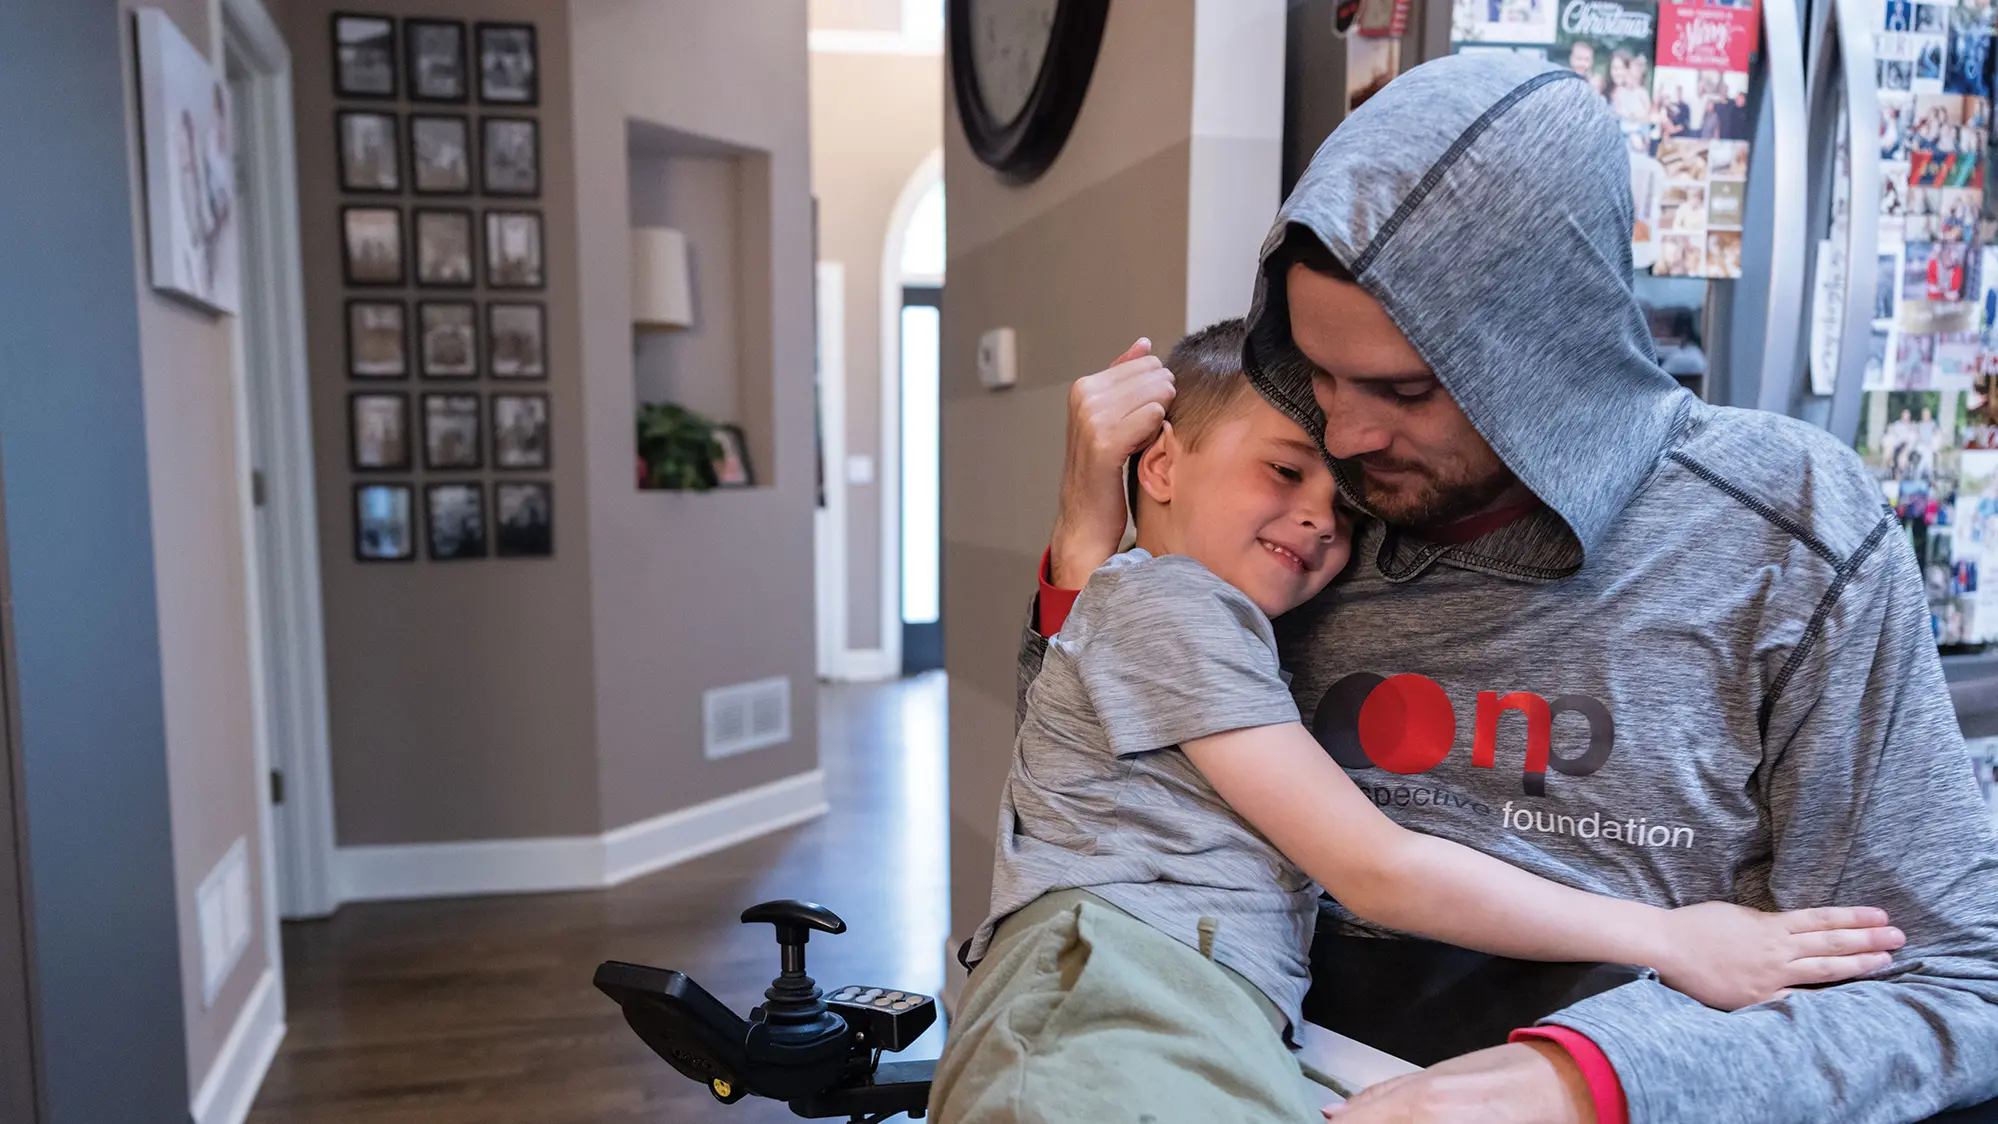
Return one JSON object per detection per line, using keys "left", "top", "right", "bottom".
{"left": 1133, "top": 393, "right": 1350, "bottom": 618}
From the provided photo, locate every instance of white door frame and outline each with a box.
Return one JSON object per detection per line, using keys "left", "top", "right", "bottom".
{"left": 223, "top": 0, "right": 340, "bottom": 921}
{"left": 870, "top": 149, "right": 944, "bottom": 680}
{"left": 814, "top": 261, "right": 850, "bottom": 680}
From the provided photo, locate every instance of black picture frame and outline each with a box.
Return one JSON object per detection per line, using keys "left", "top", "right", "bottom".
{"left": 476, "top": 21, "right": 539, "bottom": 106}
{"left": 404, "top": 18, "right": 469, "bottom": 103}
{"left": 332, "top": 12, "right": 397, "bottom": 100}
{"left": 336, "top": 109, "right": 400, "bottom": 193}
{"left": 348, "top": 391, "right": 412, "bottom": 471}
{"left": 346, "top": 299, "right": 408, "bottom": 379}
{"left": 711, "top": 422, "right": 755, "bottom": 487}
{"left": 494, "top": 481, "right": 553, "bottom": 557}
{"left": 417, "top": 300, "right": 479, "bottom": 379}
{"left": 486, "top": 301, "right": 546, "bottom": 379}
{"left": 480, "top": 116, "right": 541, "bottom": 197}
{"left": 353, "top": 483, "right": 416, "bottom": 562}
{"left": 340, "top": 206, "right": 405, "bottom": 286}
{"left": 422, "top": 392, "right": 483, "bottom": 470}
{"left": 947, "top": 0, "right": 1109, "bottom": 183}
{"left": 408, "top": 114, "right": 473, "bottom": 195}
{"left": 414, "top": 207, "right": 476, "bottom": 288}
{"left": 483, "top": 209, "right": 545, "bottom": 289}
{"left": 425, "top": 483, "right": 488, "bottom": 561}
{"left": 491, "top": 392, "right": 550, "bottom": 470}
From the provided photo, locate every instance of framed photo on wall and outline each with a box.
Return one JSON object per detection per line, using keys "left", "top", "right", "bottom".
{"left": 135, "top": 9, "right": 239, "bottom": 314}
{"left": 494, "top": 481, "right": 553, "bottom": 557}
{"left": 409, "top": 115, "right": 471, "bottom": 195}
{"left": 414, "top": 208, "right": 474, "bottom": 287}
{"left": 337, "top": 110, "right": 399, "bottom": 193}
{"left": 405, "top": 18, "right": 467, "bottom": 103}
{"left": 332, "top": 13, "right": 397, "bottom": 99}
{"left": 426, "top": 483, "right": 487, "bottom": 560}
{"left": 349, "top": 392, "right": 411, "bottom": 470}
{"left": 487, "top": 301, "right": 545, "bottom": 379}
{"left": 354, "top": 483, "right": 414, "bottom": 562}
{"left": 341, "top": 206, "right": 404, "bottom": 286}
{"left": 346, "top": 299, "right": 407, "bottom": 378}
{"left": 480, "top": 117, "right": 539, "bottom": 196}
{"left": 484, "top": 210, "right": 543, "bottom": 288}
{"left": 423, "top": 393, "right": 483, "bottom": 470}
{"left": 418, "top": 301, "right": 478, "bottom": 378}
{"left": 476, "top": 22, "right": 538, "bottom": 105}
{"left": 492, "top": 393, "right": 549, "bottom": 469}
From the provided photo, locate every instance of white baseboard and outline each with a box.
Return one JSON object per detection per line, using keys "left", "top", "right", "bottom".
{"left": 338, "top": 769, "right": 828, "bottom": 903}
{"left": 833, "top": 649, "right": 899, "bottom": 682}
{"left": 190, "top": 967, "right": 286, "bottom": 1124}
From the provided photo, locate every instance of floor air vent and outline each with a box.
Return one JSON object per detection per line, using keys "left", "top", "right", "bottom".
{"left": 703, "top": 676, "right": 791, "bottom": 759}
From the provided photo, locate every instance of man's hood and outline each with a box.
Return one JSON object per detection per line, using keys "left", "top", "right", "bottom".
{"left": 1245, "top": 52, "right": 1690, "bottom": 563}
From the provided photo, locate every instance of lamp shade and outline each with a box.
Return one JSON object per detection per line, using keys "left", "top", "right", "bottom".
{"left": 632, "top": 226, "right": 693, "bottom": 330}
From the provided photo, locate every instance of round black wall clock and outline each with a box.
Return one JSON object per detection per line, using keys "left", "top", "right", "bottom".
{"left": 949, "top": 0, "right": 1110, "bottom": 183}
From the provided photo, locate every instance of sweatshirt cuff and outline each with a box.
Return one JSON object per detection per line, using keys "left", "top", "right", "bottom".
{"left": 1036, "top": 548, "right": 1081, "bottom": 637}
{"left": 1509, "top": 1026, "right": 1627, "bottom": 1124}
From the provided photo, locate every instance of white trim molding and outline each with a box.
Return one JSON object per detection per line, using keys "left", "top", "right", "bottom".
{"left": 189, "top": 967, "right": 286, "bottom": 1124}
{"left": 815, "top": 261, "right": 851, "bottom": 680}
{"left": 338, "top": 770, "right": 829, "bottom": 903}
{"left": 808, "top": 28, "right": 943, "bottom": 55}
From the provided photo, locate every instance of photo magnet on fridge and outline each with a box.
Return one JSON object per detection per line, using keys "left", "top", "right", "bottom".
{"left": 1555, "top": 0, "right": 1658, "bottom": 143}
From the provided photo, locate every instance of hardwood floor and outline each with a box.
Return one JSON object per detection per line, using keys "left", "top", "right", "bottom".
{"left": 249, "top": 673, "right": 950, "bottom": 1124}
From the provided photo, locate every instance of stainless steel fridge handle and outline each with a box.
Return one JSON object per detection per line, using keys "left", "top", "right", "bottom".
{"left": 1756, "top": 0, "right": 1811, "bottom": 415}
{"left": 1828, "top": 0, "right": 1881, "bottom": 446}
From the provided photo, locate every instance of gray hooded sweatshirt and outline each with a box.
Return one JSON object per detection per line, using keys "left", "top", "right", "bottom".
{"left": 1020, "top": 53, "right": 1998, "bottom": 1122}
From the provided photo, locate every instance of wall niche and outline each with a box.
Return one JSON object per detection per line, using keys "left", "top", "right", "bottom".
{"left": 627, "top": 118, "right": 774, "bottom": 490}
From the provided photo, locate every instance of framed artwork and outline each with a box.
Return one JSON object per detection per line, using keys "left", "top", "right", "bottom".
{"left": 409, "top": 115, "right": 471, "bottom": 194}
{"left": 480, "top": 117, "right": 539, "bottom": 196}
{"left": 426, "top": 483, "right": 487, "bottom": 561}
{"left": 341, "top": 206, "right": 404, "bottom": 286}
{"left": 492, "top": 393, "right": 549, "bottom": 469}
{"left": 477, "top": 22, "right": 539, "bottom": 105}
{"left": 494, "top": 481, "right": 553, "bottom": 557}
{"left": 712, "top": 423, "right": 754, "bottom": 486}
{"left": 484, "top": 210, "right": 544, "bottom": 288}
{"left": 332, "top": 13, "right": 396, "bottom": 99}
{"left": 414, "top": 208, "right": 474, "bottom": 287}
{"left": 487, "top": 302, "right": 546, "bottom": 378}
{"left": 346, "top": 299, "right": 407, "bottom": 378}
{"left": 353, "top": 483, "right": 414, "bottom": 562}
{"left": 135, "top": 9, "right": 239, "bottom": 314}
{"left": 404, "top": 18, "right": 468, "bottom": 103}
{"left": 337, "top": 110, "right": 399, "bottom": 193}
{"left": 423, "top": 393, "right": 482, "bottom": 470}
{"left": 349, "top": 392, "right": 411, "bottom": 470}
{"left": 418, "top": 301, "right": 478, "bottom": 378}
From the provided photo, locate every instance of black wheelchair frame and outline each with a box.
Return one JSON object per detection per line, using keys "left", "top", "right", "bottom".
{"left": 595, "top": 899, "right": 1998, "bottom": 1123}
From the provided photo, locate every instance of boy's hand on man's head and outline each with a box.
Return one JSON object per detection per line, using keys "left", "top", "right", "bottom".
{"left": 1051, "top": 339, "right": 1176, "bottom": 587}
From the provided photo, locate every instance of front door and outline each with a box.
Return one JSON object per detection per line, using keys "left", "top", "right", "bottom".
{"left": 901, "top": 284, "right": 943, "bottom": 675}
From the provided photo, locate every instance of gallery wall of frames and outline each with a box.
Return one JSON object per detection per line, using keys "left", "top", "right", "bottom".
{"left": 331, "top": 11, "right": 553, "bottom": 562}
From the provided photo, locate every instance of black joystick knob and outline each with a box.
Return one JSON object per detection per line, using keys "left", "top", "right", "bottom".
{"left": 740, "top": 900, "right": 847, "bottom": 1038}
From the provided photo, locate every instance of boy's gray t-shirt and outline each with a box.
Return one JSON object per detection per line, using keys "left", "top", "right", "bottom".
{"left": 966, "top": 548, "right": 1321, "bottom": 1031}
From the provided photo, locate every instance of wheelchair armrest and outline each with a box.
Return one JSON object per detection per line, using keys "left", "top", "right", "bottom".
{"left": 1301, "top": 930, "right": 1648, "bottom": 1067}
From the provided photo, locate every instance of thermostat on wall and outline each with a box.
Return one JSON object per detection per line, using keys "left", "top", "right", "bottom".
{"left": 977, "top": 328, "right": 1017, "bottom": 390}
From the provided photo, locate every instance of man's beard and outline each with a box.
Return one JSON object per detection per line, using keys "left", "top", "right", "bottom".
{"left": 1350, "top": 458, "right": 1519, "bottom": 529}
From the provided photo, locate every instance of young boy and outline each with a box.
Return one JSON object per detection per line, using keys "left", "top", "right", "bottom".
{"left": 927, "top": 321, "right": 1904, "bottom": 1124}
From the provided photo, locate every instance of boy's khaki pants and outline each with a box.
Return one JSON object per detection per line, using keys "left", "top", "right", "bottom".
{"left": 928, "top": 889, "right": 1326, "bottom": 1124}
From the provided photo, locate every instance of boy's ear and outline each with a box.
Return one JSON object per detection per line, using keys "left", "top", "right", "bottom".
{"left": 1135, "top": 420, "right": 1177, "bottom": 505}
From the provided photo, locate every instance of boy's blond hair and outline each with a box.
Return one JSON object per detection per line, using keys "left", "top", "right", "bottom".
{"left": 1128, "top": 319, "right": 1256, "bottom": 513}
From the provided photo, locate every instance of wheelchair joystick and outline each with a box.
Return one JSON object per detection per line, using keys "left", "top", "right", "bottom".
{"left": 741, "top": 900, "right": 848, "bottom": 1040}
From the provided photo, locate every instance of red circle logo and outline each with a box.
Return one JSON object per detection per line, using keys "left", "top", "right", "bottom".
{"left": 1356, "top": 673, "right": 1456, "bottom": 774}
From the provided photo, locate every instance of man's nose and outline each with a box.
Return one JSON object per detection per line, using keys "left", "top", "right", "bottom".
{"left": 1321, "top": 407, "right": 1392, "bottom": 459}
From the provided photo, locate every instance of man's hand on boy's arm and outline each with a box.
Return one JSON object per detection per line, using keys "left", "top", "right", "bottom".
{"left": 1049, "top": 339, "right": 1175, "bottom": 587}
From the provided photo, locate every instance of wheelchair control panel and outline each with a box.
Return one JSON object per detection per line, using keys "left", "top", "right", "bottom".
{"left": 594, "top": 898, "right": 938, "bottom": 1123}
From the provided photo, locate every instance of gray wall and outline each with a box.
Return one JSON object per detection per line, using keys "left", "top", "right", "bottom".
{"left": 0, "top": 2, "right": 193, "bottom": 1120}
{"left": 573, "top": 0, "right": 821, "bottom": 831}
{"left": 280, "top": 0, "right": 604, "bottom": 845}
{"left": 117, "top": 0, "right": 273, "bottom": 1087}
{"left": 0, "top": 474, "right": 38, "bottom": 1124}
{"left": 631, "top": 147, "right": 752, "bottom": 435}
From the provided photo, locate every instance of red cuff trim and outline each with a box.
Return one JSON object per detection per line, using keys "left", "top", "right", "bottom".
{"left": 1036, "top": 549, "right": 1082, "bottom": 638}
{"left": 1510, "top": 1026, "right": 1627, "bottom": 1124}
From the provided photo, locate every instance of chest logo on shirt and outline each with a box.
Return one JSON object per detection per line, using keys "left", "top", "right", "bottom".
{"left": 1310, "top": 673, "right": 1614, "bottom": 797}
